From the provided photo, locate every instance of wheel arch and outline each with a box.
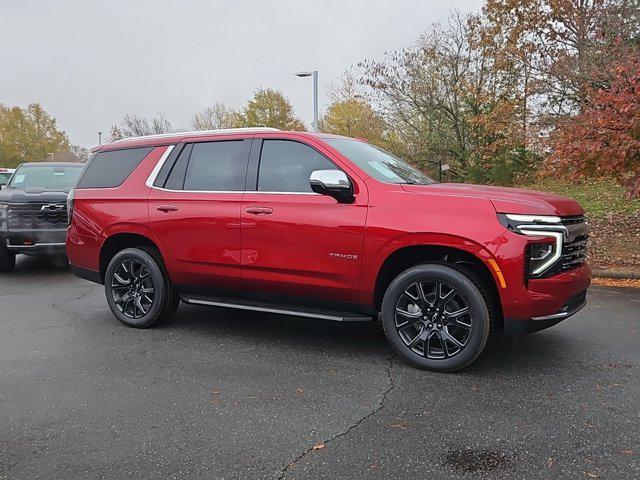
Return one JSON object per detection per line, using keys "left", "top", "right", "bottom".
{"left": 99, "top": 232, "right": 162, "bottom": 283}
{"left": 372, "top": 243, "right": 504, "bottom": 334}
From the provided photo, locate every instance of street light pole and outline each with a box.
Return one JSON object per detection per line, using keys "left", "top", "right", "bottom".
{"left": 295, "top": 70, "right": 319, "bottom": 132}
{"left": 98, "top": 131, "right": 103, "bottom": 145}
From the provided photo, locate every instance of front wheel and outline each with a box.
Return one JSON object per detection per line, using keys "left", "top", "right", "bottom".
{"left": 380, "top": 264, "right": 490, "bottom": 372}
{"left": 104, "top": 247, "right": 178, "bottom": 328}
{"left": 0, "top": 245, "right": 16, "bottom": 272}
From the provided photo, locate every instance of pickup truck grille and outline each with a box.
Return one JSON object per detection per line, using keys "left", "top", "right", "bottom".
{"left": 559, "top": 216, "right": 588, "bottom": 273}
{"left": 7, "top": 203, "right": 68, "bottom": 230}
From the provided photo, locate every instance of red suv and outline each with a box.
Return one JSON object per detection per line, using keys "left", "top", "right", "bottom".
{"left": 67, "top": 128, "right": 590, "bottom": 371}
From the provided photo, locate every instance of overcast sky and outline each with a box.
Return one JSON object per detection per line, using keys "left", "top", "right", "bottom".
{"left": 1, "top": 0, "right": 482, "bottom": 148}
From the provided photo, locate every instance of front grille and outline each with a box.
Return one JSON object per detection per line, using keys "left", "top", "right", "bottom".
{"left": 559, "top": 215, "right": 588, "bottom": 273}
{"left": 7, "top": 203, "right": 68, "bottom": 230}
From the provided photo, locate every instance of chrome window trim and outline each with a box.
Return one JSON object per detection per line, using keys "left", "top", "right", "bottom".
{"left": 145, "top": 145, "right": 175, "bottom": 187}
{"left": 145, "top": 143, "right": 324, "bottom": 196}
{"left": 149, "top": 186, "right": 320, "bottom": 195}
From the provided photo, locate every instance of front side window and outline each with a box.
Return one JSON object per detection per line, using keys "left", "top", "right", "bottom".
{"left": 0, "top": 172, "right": 12, "bottom": 186}
{"left": 183, "top": 141, "right": 247, "bottom": 191}
{"left": 9, "top": 165, "right": 82, "bottom": 191}
{"left": 258, "top": 140, "right": 338, "bottom": 193}
{"left": 325, "top": 138, "right": 435, "bottom": 185}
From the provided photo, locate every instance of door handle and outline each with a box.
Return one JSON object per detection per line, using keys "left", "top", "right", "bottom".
{"left": 245, "top": 206, "right": 273, "bottom": 215}
{"left": 156, "top": 204, "right": 179, "bottom": 213}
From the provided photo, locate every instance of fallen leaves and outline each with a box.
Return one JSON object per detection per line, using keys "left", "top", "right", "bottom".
{"left": 387, "top": 419, "right": 408, "bottom": 430}
{"left": 312, "top": 443, "right": 325, "bottom": 450}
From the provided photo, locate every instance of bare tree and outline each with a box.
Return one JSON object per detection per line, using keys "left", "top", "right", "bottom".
{"left": 191, "top": 103, "right": 242, "bottom": 130}
{"left": 69, "top": 144, "right": 90, "bottom": 162}
{"left": 109, "top": 114, "right": 174, "bottom": 141}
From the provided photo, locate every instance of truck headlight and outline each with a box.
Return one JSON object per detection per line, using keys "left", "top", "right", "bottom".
{"left": 0, "top": 203, "right": 7, "bottom": 232}
{"left": 498, "top": 213, "right": 566, "bottom": 277}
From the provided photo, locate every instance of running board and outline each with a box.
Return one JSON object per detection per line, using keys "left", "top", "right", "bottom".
{"left": 180, "top": 295, "right": 373, "bottom": 322}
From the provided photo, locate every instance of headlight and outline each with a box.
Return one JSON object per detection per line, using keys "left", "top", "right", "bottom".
{"left": 67, "top": 189, "right": 75, "bottom": 226}
{"left": 0, "top": 203, "right": 7, "bottom": 232}
{"left": 498, "top": 213, "right": 566, "bottom": 277}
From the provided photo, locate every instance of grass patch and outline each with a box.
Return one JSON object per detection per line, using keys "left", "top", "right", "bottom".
{"left": 519, "top": 178, "right": 640, "bottom": 219}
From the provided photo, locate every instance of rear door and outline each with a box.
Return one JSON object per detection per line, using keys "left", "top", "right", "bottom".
{"left": 240, "top": 138, "right": 368, "bottom": 308}
{"left": 148, "top": 138, "right": 251, "bottom": 294}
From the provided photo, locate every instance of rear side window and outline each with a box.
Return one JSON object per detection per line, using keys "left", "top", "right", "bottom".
{"left": 258, "top": 140, "right": 338, "bottom": 193}
{"left": 182, "top": 141, "right": 247, "bottom": 191}
{"left": 77, "top": 147, "right": 153, "bottom": 188}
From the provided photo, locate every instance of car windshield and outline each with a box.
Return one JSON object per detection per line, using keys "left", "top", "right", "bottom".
{"left": 325, "top": 138, "right": 436, "bottom": 185}
{"left": 8, "top": 165, "right": 82, "bottom": 191}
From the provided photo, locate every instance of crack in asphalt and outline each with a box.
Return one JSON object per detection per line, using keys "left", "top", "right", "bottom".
{"left": 50, "top": 285, "right": 100, "bottom": 317}
{"left": 277, "top": 355, "right": 396, "bottom": 480}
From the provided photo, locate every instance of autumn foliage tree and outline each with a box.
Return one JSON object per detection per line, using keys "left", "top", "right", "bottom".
{"left": 359, "top": 13, "right": 531, "bottom": 183}
{"left": 0, "top": 103, "right": 69, "bottom": 167}
{"left": 320, "top": 74, "right": 388, "bottom": 147}
{"left": 239, "top": 89, "right": 305, "bottom": 131}
{"left": 550, "top": 57, "right": 640, "bottom": 197}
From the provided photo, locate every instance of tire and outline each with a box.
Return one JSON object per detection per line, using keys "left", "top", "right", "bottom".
{"left": 0, "top": 245, "right": 16, "bottom": 272}
{"left": 380, "top": 263, "right": 491, "bottom": 372}
{"left": 104, "top": 247, "right": 178, "bottom": 328}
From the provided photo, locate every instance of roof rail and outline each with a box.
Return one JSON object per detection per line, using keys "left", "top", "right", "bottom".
{"left": 113, "top": 127, "right": 281, "bottom": 143}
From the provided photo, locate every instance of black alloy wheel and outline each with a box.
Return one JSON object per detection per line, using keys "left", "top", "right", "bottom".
{"left": 381, "top": 263, "right": 491, "bottom": 372}
{"left": 105, "top": 247, "right": 179, "bottom": 328}
{"left": 110, "top": 259, "right": 156, "bottom": 319}
{"left": 395, "top": 280, "right": 472, "bottom": 359}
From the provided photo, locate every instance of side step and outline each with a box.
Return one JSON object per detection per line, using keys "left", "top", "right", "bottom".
{"left": 180, "top": 295, "right": 373, "bottom": 322}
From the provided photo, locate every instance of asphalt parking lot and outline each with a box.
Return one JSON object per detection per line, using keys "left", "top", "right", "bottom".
{"left": 1, "top": 257, "right": 639, "bottom": 479}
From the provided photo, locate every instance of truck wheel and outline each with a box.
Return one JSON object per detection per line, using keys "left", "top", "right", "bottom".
{"left": 0, "top": 246, "right": 16, "bottom": 272}
{"left": 104, "top": 247, "right": 178, "bottom": 328}
{"left": 380, "top": 263, "right": 490, "bottom": 372}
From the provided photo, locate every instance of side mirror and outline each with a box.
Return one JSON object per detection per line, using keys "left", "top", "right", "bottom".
{"left": 309, "top": 170, "right": 354, "bottom": 203}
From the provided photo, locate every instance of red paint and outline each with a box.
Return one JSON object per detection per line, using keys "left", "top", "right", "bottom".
{"left": 68, "top": 130, "right": 591, "bottom": 328}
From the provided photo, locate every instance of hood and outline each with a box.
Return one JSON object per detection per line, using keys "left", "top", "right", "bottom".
{"left": 0, "top": 188, "right": 69, "bottom": 205}
{"left": 401, "top": 183, "right": 584, "bottom": 216}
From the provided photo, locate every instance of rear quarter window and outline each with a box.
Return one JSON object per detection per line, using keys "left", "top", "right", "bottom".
{"left": 76, "top": 147, "right": 154, "bottom": 188}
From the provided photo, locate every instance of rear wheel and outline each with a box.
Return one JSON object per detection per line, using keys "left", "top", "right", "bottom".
{"left": 104, "top": 247, "right": 178, "bottom": 328}
{"left": 380, "top": 264, "right": 490, "bottom": 372}
{"left": 0, "top": 245, "right": 16, "bottom": 272}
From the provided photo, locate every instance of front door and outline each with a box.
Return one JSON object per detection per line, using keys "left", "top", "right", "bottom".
{"left": 148, "top": 139, "right": 251, "bottom": 293}
{"left": 241, "top": 139, "right": 368, "bottom": 308}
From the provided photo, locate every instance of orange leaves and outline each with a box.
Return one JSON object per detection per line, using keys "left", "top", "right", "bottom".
{"left": 549, "top": 57, "right": 640, "bottom": 197}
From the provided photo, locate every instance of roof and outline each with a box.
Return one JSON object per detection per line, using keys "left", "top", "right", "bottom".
{"left": 95, "top": 127, "right": 346, "bottom": 152}
{"left": 112, "top": 127, "right": 281, "bottom": 143}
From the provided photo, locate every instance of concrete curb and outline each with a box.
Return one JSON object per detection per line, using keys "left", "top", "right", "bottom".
{"left": 593, "top": 270, "right": 640, "bottom": 280}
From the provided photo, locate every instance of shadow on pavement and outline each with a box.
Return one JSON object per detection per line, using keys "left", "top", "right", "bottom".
{"left": 13, "top": 254, "right": 71, "bottom": 275}
{"left": 158, "top": 303, "right": 575, "bottom": 374}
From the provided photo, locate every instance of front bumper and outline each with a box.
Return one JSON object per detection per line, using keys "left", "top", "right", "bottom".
{"left": 3, "top": 230, "right": 68, "bottom": 255}
{"left": 504, "top": 289, "right": 588, "bottom": 336}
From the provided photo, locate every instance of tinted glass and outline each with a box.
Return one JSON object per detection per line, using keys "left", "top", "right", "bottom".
{"left": 164, "top": 144, "right": 191, "bottom": 190}
{"left": 77, "top": 147, "right": 153, "bottom": 188}
{"left": 8, "top": 165, "right": 82, "bottom": 191}
{"left": 325, "top": 139, "right": 435, "bottom": 185}
{"left": 258, "top": 140, "right": 337, "bottom": 192}
{"left": 183, "top": 141, "right": 246, "bottom": 191}
{"left": 0, "top": 172, "right": 12, "bottom": 185}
